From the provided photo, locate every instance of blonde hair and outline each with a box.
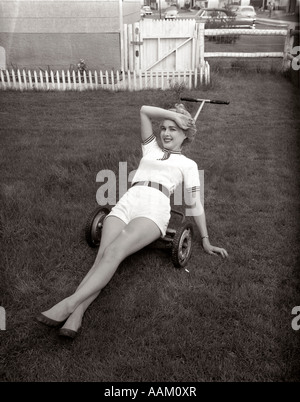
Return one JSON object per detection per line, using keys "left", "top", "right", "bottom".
{"left": 168, "top": 103, "right": 197, "bottom": 146}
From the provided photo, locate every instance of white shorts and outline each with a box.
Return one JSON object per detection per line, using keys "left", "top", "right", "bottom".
{"left": 107, "top": 185, "right": 171, "bottom": 236}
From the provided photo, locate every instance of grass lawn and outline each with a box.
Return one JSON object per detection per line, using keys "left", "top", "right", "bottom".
{"left": 0, "top": 70, "right": 299, "bottom": 382}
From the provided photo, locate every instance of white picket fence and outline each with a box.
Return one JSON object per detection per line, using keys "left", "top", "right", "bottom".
{"left": 0, "top": 64, "right": 211, "bottom": 92}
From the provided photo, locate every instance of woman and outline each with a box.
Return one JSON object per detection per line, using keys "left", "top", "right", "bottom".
{"left": 37, "top": 104, "right": 228, "bottom": 339}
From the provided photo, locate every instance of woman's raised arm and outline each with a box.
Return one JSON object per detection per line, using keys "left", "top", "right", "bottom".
{"left": 140, "top": 105, "right": 193, "bottom": 142}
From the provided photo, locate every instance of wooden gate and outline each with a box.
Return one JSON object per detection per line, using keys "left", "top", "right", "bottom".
{"left": 123, "top": 19, "right": 203, "bottom": 72}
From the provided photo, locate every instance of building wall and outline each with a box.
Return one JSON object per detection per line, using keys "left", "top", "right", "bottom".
{"left": 0, "top": 0, "right": 140, "bottom": 70}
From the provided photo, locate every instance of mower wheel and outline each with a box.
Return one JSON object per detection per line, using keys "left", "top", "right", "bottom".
{"left": 171, "top": 223, "right": 193, "bottom": 268}
{"left": 85, "top": 206, "right": 110, "bottom": 248}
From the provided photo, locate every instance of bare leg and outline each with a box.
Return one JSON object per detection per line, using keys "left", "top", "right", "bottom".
{"left": 42, "top": 217, "right": 161, "bottom": 323}
{"left": 59, "top": 216, "right": 127, "bottom": 331}
{"left": 67, "top": 217, "right": 161, "bottom": 309}
{"left": 72, "top": 216, "right": 127, "bottom": 292}
{"left": 41, "top": 216, "right": 126, "bottom": 324}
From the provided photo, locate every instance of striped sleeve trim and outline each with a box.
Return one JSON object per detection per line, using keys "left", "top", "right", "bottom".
{"left": 142, "top": 134, "right": 156, "bottom": 146}
{"left": 187, "top": 186, "right": 200, "bottom": 193}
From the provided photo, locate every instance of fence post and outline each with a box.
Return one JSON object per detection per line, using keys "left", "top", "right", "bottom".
{"left": 105, "top": 70, "right": 109, "bottom": 90}
{"left": 155, "top": 71, "right": 159, "bottom": 89}
{"left": 198, "top": 23, "right": 205, "bottom": 68}
{"left": 123, "top": 24, "right": 128, "bottom": 72}
{"left": 77, "top": 71, "right": 81, "bottom": 91}
{"left": 23, "top": 69, "right": 27, "bottom": 90}
{"left": 0, "top": 70, "right": 6, "bottom": 90}
{"left": 128, "top": 70, "right": 132, "bottom": 91}
{"left": 283, "top": 24, "right": 294, "bottom": 71}
{"left": 45, "top": 70, "right": 50, "bottom": 91}
{"left": 39, "top": 70, "right": 43, "bottom": 90}
{"left": 57, "top": 71, "right": 61, "bottom": 90}
{"left": 192, "top": 25, "right": 196, "bottom": 70}
{"left": 50, "top": 70, "right": 54, "bottom": 90}
{"left": 17, "top": 69, "right": 22, "bottom": 91}
{"left": 133, "top": 22, "right": 141, "bottom": 71}
{"left": 89, "top": 70, "right": 93, "bottom": 90}
{"left": 62, "top": 70, "right": 66, "bottom": 91}
{"left": 67, "top": 70, "right": 71, "bottom": 90}
{"left": 119, "top": 0, "right": 125, "bottom": 72}
{"left": 99, "top": 70, "right": 103, "bottom": 88}
{"left": 194, "top": 67, "right": 198, "bottom": 88}
{"left": 94, "top": 70, "right": 98, "bottom": 90}
{"left": 133, "top": 70, "right": 137, "bottom": 90}
{"left": 0, "top": 306, "right": 6, "bottom": 330}
{"left": 72, "top": 70, "right": 76, "bottom": 90}
{"left": 111, "top": 70, "right": 115, "bottom": 91}
{"left": 139, "top": 70, "right": 143, "bottom": 90}
{"left": 33, "top": 70, "right": 37, "bottom": 89}
{"left": 83, "top": 70, "right": 87, "bottom": 89}
{"left": 128, "top": 24, "right": 134, "bottom": 71}
{"left": 6, "top": 70, "right": 11, "bottom": 89}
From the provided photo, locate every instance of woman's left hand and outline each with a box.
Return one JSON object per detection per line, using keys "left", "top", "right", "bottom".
{"left": 176, "top": 115, "right": 195, "bottom": 131}
{"left": 202, "top": 238, "right": 228, "bottom": 258}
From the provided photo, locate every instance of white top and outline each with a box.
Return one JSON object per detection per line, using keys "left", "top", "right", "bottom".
{"left": 132, "top": 134, "right": 201, "bottom": 199}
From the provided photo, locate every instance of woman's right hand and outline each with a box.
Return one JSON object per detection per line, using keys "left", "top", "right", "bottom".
{"left": 202, "top": 238, "right": 228, "bottom": 259}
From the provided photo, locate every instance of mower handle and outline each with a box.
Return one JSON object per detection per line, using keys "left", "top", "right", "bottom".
{"left": 180, "top": 97, "right": 230, "bottom": 105}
